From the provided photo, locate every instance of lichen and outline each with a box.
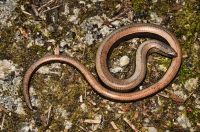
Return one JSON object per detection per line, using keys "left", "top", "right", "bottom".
{"left": 0, "top": 0, "right": 200, "bottom": 131}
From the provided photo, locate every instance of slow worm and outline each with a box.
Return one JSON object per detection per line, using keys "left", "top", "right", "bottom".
{"left": 23, "top": 23, "right": 181, "bottom": 110}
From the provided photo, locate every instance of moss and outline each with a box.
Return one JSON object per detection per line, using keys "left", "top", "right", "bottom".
{"left": 131, "top": 0, "right": 146, "bottom": 12}
{"left": 171, "top": 1, "right": 200, "bottom": 85}
{"left": 0, "top": 0, "right": 200, "bottom": 131}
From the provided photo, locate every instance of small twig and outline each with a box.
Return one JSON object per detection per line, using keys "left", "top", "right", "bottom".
{"left": 87, "top": 97, "right": 96, "bottom": 106}
{"left": 79, "top": 126, "right": 87, "bottom": 132}
{"left": 112, "top": 8, "right": 131, "bottom": 21}
{"left": 158, "top": 93, "right": 169, "bottom": 98}
{"left": 79, "top": 95, "right": 83, "bottom": 102}
{"left": 42, "top": 5, "right": 62, "bottom": 13}
{"left": 54, "top": 45, "right": 60, "bottom": 55}
{"left": 84, "top": 119, "right": 101, "bottom": 124}
{"left": 38, "top": 0, "right": 55, "bottom": 11}
{"left": 21, "top": 10, "right": 33, "bottom": 16}
{"left": 19, "top": 27, "right": 28, "bottom": 38}
{"left": 79, "top": 126, "right": 93, "bottom": 132}
{"left": 31, "top": 4, "right": 39, "bottom": 16}
{"left": 184, "top": 91, "right": 194, "bottom": 103}
{"left": 0, "top": 104, "right": 9, "bottom": 114}
{"left": 47, "top": 105, "right": 52, "bottom": 125}
{"left": 82, "top": 44, "right": 86, "bottom": 56}
{"left": 0, "top": 114, "right": 5, "bottom": 130}
{"left": 169, "top": 91, "right": 185, "bottom": 103}
{"left": 118, "top": 110, "right": 125, "bottom": 114}
{"left": 110, "top": 121, "right": 118, "bottom": 130}
{"left": 84, "top": 87, "right": 87, "bottom": 99}
{"left": 123, "top": 118, "right": 140, "bottom": 132}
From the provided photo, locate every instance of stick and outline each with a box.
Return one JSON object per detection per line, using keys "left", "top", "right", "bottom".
{"left": 0, "top": 104, "right": 9, "bottom": 114}
{"left": 123, "top": 118, "right": 140, "bottom": 132}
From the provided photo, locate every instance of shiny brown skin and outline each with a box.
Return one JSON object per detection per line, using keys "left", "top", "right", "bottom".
{"left": 96, "top": 23, "right": 181, "bottom": 91}
{"left": 97, "top": 39, "right": 177, "bottom": 92}
{"left": 23, "top": 23, "right": 181, "bottom": 110}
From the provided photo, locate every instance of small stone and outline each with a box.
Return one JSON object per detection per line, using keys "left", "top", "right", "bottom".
{"left": 119, "top": 56, "right": 130, "bottom": 67}
{"left": 80, "top": 103, "right": 87, "bottom": 112}
{"left": 150, "top": 12, "right": 162, "bottom": 24}
{"left": 100, "top": 25, "right": 111, "bottom": 37}
{"left": 35, "top": 37, "right": 44, "bottom": 46}
{"left": 15, "top": 103, "right": 27, "bottom": 115}
{"left": 178, "top": 106, "right": 185, "bottom": 110}
{"left": 85, "top": 33, "right": 94, "bottom": 45}
{"left": 110, "top": 20, "right": 120, "bottom": 27}
{"left": 184, "top": 78, "right": 198, "bottom": 92}
{"left": 146, "top": 127, "right": 157, "bottom": 132}
{"left": 194, "top": 42, "right": 199, "bottom": 50}
{"left": 186, "top": 62, "right": 193, "bottom": 68}
{"left": 64, "top": 120, "right": 72, "bottom": 130}
{"left": 143, "top": 118, "right": 150, "bottom": 126}
{"left": 110, "top": 66, "right": 123, "bottom": 73}
{"left": 173, "top": 90, "right": 187, "bottom": 100}
{"left": 177, "top": 114, "right": 191, "bottom": 128}
{"left": 182, "top": 35, "right": 186, "bottom": 41}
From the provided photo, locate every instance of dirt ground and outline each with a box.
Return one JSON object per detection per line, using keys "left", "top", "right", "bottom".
{"left": 0, "top": 0, "right": 200, "bottom": 131}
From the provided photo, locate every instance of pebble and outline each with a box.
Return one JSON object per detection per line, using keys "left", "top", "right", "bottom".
{"left": 194, "top": 42, "right": 199, "bottom": 50}
{"left": 186, "top": 62, "right": 193, "bottom": 68}
{"left": 80, "top": 103, "right": 87, "bottom": 112}
{"left": 178, "top": 106, "right": 185, "bottom": 111}
{"left": 85, "top": 33, "right": 94, "bottom": 45}
{"left": 173, "top": 90, "right": 187, "bottom": 100}
{"left": 177, "top": 114, "right": 191, "bottom": 128}
{"left": 110, "top": 20, "right": 121, "bottom": 27}
{"left": 35, "top": 37, "right": 44, "bottom": 46}
{"left": 64, "top": 120, "right": 73, "bottom": 130}
{"left": 100, "top": 25, "right": 111, "bottom": 37}
{"left": 143, "top": 118, "right": 150, "bottom": 127}
{"left": 146, "top": 127, "right": 157, "bottom": 132}
{"left": 15, "top": 102, "right": 27, "bottom": 115}
{"left": 119, "top": 55, "right": 130, "bottom": 67}
{"left": 90, "top": 115, "right": 102, "bottom": 131}
{"left": 150, "top": 12, "right": 162, "bottom": 24}
{"left": 54, "top": 107, "right": 70, "bottom": 119}
{"left": 182, "top": 35, "right": 186, "bottom": 41}
{"left": 110, "top": 66, "right": 123, "bottom": 73}
{"left": 184, "top": 78, "right": 198, "bottom": 92}
{"left": 60, "top": 39, "right": 68, "bottom": 47}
